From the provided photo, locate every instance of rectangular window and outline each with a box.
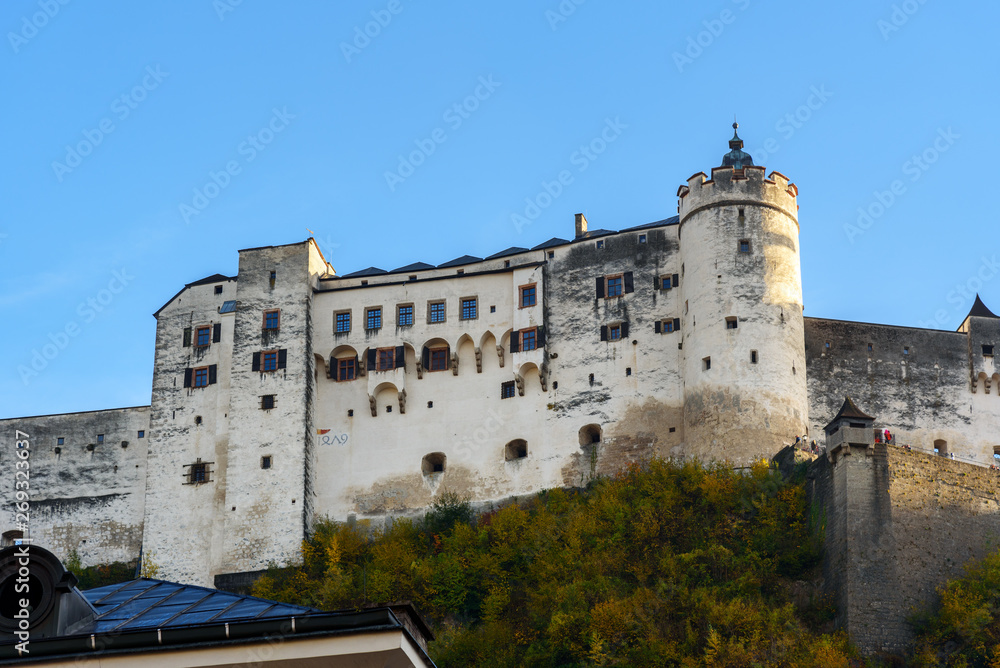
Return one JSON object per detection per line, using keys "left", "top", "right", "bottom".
{"left": 138, "top": 431, "right": 144, "bottom": 439}
{"left": 520, "top": 284, "right": 536, "bottom": 308}
{"left": 97, "top": 434, "right": 104, "bottom": 443}
{"left": 366, "top": 307, "right": 382, "bottom": 330}
{"left": 263, "top": 350, "right": 278, "bottom": 372}
{"left": 726, "top": 317, "right": 738, "bottom": 329}
{"left": 664, "top": 320, "right": 674, "bottom": 333}
{"left": 429, "top": 301, "right": 446, "bottom": 323}
{"left": 639, "top": 234, "right": 647, "bottom": 243}
{"left": 461, "top": 298, "right": 478, "bottom": 320}
{"left": 337, "top": 357, "right": 356, "bottom": 381}
{"left": 260, "top": 394, "right": 276, "bottom": 410}
{"left": 596, "top": 240, "right": 604, "bottom": 249}
{"left": 261, "top": 456, "right": 272, "bottom": 470}
{"left": 196, "top": 326, "right": 211, "bottom": 347}
{"left": 607, "top": 275, "right": 623, "bottom": 297}
{"left": 609, "top": 325, "right": 622, "bottom": 341}
{"left": 983, "top": 345, "right": 994, "bottom": 357}
{"left": 336, "top": 311, "right": 351, "bottom": 333}
{"left": 398, "top": 304, "right": 414, "bottom": 326}
{"left": 521, "top": 328, "right": 537, "bottom": 351}
{"left": 501, "top": 381, "right": 516, "bottom": 399}
{"left": 703, "top": 357, "right": 711, "bottom": 371}
{"left": 751, "top": 350, "right": 758, "bottom": 364}
{"left": 214, "top": 285, "right": 223, "bottom": 294}
{"left": 430, "top": 348, "right": 449, "bottom": 371}
{"left": 187, "top": 461, "right": 210, "bottom": 484}
{"left": 263, "top": 310, "right": 280, "bottom": 330}
{"left": 738, "top": 239, "right": 751, "bottom": 253}
{"left": 57, "top": 437, "right": 64, "bottom": 445}
{"left": 378, "top": 348, "right": 395, "bottom": 371}
{"left": 194, "top": 367, "right": 209, "bottom": 387}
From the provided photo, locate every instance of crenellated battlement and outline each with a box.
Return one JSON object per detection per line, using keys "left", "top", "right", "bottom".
{"left": 677, "top": 165, "right": 798, "bottom": 224}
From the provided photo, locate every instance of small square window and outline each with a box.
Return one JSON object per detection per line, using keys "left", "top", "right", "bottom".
{"left": 57, "top": 437, "right": 64, "bottom": 445}
{"left": 669, "top": 427, "right": 676, "bottom": 433}
{"left": 263, "top": 310, "right": 280, "bottom": 330}
{"left": 461, "top": 298, "right": 478, "bottom": 320}
{"left": 366, "top": 307, "right": 382, "bottom": 330}
{"left": 606, "top": 276, "right": 623, "bottom": 297}
{"left": 429, "top": 301, "right": 446, "bottom": 323}
{"left": 261, "top": 394, "right": 276, "bottom": 410}
{"left": 504, "top": 260, "right": 511, "bottom": 268}
{"left": 261, "top": 456, "right": 272, "bottom": 470}
{"left": 520, "top": 285, "right": 537, "bottom": 308}
{"left": 703, "top": 357, "right": 711, "bottom": 371}
{"left": 97, "top": 434, "right": 104, "bottom": 443}
{"left": 521, "top": 328, "right": 537, "bottom": 351}
{"left": 214, "top": 285, "right": 223, "bottom": 294}
{"left": 336, "top": 357, "right": 356, "bottom": 381}
{"left": 398, "top": 304, "right": 414, "bottom": 326}
{"left": 336, "top": 311, "right": 351, "bottom": 333}
{"left": 638, "top": 234, "right": 646, "bottom": 244}
{"left": 348, "top": 409, "right": 354, "bottom": 417}
{"left": 738, "top": 239, "right": 751, "bottom": 253}
{"left": 984, "top": 345, "right": 995, "bottom": 357}
{"left": 596, "top": 240, "right": 604, "bottom": 249}
{"left": 609, "top": 325, "right": 622, "bottom": 341}
{"left": 263, "top": 351, "right": 278, "bottom": 372}
{"left": 138, "top": 431, "right": 144, "bottom": 439}
{"left": 427, "top": 401, "right": 433, "bottom": 408}
{"left": 196, "top": 326, "right": 211, "bottom": 347}
{"left": 726, "top": 317, "right": 738, "bottom": 330}
{"left": 501, "top": 381, "right": 516, "bottom": 399}
{"left": 548, "top": 251, "right": 555, "bottom": 258}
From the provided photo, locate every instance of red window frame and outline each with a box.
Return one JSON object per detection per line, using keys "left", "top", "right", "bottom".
{"left": 429, "top": 347, "right": 449, "bottom": 371}
{"left": 377, "top": 348, "right": 395, "bottom": 371}
{"left": 521, "top": 327, "right": 537, "bottom": 351}
{"left": 195, "top": 326, "right": 211, "bottom": 347}
{"left": 263, "top": 350, "right": 278, "bottom": 372}
{"left": 263, "top": 310, "right": 280, "bottom": 330}
{"left": 519, "top": 284, "right": 536, "bottom": 308}
{"left": 193, "top": 366, "right": 209, "bottom": 387}
{"left": 609, "top": 325, "right": 622, "bottom": 341}
{"left": 337, "top": 358, "right": 356, "bottom": 381}
{"left": 606, "top": 275, "right": 623, "bottom": 298}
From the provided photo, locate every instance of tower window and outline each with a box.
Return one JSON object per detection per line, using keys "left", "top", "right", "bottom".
{"left": 263, "top": 310, "right": 280, "bottom": 330}
{"left": 505, "top": 439, "right": 528, "bottom": 461}
{"left": 703, "top": 357, "right": 711, "bottom": 371}
{"left": 548, "top": 251, "right": 555, "bottom": 258}
{"left": 725, "top": 317, "right": 738, "bottom": 330}
{"left": 261, "top": 456, "right": 272, "bottom": 470}
{"left": 738, "top": 239, "right": 751, "bottom": 253}
{"left": 738, "top": 207, "right": 745, "bottom": 224}
{"left": 751, "top": 350, "right": 758, "bottom": 364}
{"left": 904, "top": 347, "right": 910, "bottom": 355}
{"left": 868, "top": 343, "right": 873, "bottom": 354}
{"left": 269, "top": 271, "right": 276, "bottom": 287}
{"left": 185, "top": 459, "right": 212, "bottom": 484}
{"left": 57, "top": 437, "right": 64, "bottom": 445}
{"left": 138, "top": 431, "right": 144, "bottom": 438}
{"left": 260, "top": 394, "right": 276, "bottom": 410}
{"left": 983, "top": 345, "right": 994, "bottom": 357}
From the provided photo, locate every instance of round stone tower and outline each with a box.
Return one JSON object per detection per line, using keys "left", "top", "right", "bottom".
{"left": 676, "top": 124, "right": 808, "bottom": 462}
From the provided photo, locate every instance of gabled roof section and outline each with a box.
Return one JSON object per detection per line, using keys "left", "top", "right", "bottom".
{"left": 620, "top": 216, "right": 680, "bottom": 232}
{"left": 576, "top": 229, "right": 616, "bottom": 240}
{"left": 485, "top": 246, "right": 530, "bottom": 260}
{"left": 967, "top": 294, "right": 999, "bottom": 319}
{"left": 438, "top": 255, "right": 483, "bottom": 268}
{"left": 531, "top": 237, "right": 571, "bottom": 250}
{"left": 341, "top": 266, "right": 388, "bottom": 278}
{"left": 391, "top": 261, "right": 436, "bottom": 273}
{"left": 83, "top": 578, "right": 318, "bottom": 633}
{"left": 153, "top": 274, "right": 236, "bottom": 318}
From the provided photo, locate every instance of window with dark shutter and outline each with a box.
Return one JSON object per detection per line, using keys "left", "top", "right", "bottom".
{"left": 213, "top": 323, "right": 221, "bottom": 343}
{"left": 208, "top": 365, "right": 217, "bottom": 385}
{"left": 653, "top": 276, "right": 660, "bottom": 289}
{"left": 422, "top": 347, "right": 430, "bottom": 370}
{"left": 277, "top": 349, "right": 287, "bottom": 369}
{"left": 600, "top": 325, "right": 608, "bottom": 341}
{"left": 673, "top": 318, "right": 681, "bottom": 331}
{"left": 623, "top": 272, "right": 634, "bottom": 294}
{"left": 621, "top": 322, "right": 629, "bottom": 338}
{"left": 395, "top": 345, "right": 405, "bottom": 369}
{"left": 595, "top": 277, "right": 605, "bottom": 299}
{"left": 537, "top": 327, "right": 546, "bottom": 346}
{"left": 510, "top": 331, "right": 520, "bottom": 353}
{"left": 252, "top": 352, "right": 261, "bottom": 372}
{"left": 183, "top": 368, "right": 193, "bottom": 388}
{"left": 183, "top": 327, "right": 192, "bottom": 347}
{"left": 655, "top": 321, "right": 661, "bottom": 333}
{"left": 368, "top": 349, "right": 377, "bottom": 370}
{"left": 672, "top": 274, "right": 679, "bottom": 288}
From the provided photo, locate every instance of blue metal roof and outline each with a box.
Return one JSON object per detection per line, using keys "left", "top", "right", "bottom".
{"left": 219, "top": 300, "right": 237, "bottom": 314}
{"left": 83, "top": 579, "right": 318, "bottom": 633}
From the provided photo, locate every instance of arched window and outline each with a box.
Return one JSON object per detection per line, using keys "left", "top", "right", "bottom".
{"left": 422, "top": 453, "right": 446, "bottom": 475}
{"left": 579, "top": 424, "right": 602, "bottom": 446}
{"left": 505, "top": 439, "right": 528, "bottom": 461}
{"left": 934, "top": 439, "right": 948, "bottom": 457}
{"left": 1, "top": 530, "right": 23, "bottom": 547}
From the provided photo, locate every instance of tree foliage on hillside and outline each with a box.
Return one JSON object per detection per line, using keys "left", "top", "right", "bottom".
{"left": 910, "top": 549, "right": 1000, "bottom": 667}
{"left": 253, "top": 459, "right": 859, "bottom": 666}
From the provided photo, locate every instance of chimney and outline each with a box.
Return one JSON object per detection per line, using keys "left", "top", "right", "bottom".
{"left": 574, "top": 213, "right": 588, "bottom": 239}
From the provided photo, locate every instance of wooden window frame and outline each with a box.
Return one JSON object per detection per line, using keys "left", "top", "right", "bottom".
{"left": 336, "top": 357, "right": 357, "bottom": 381}
{"left": 193, "top": 366, "right": 210, "bottom": 387}
{"left": 262, "top": 349, "right": 279, "bottom": 372}
{"left": 460, "top": 297, "right": 478, "bottom": 321}
{"left": 397, "top": 304, "right": 414, "bottom": 327}
{"left": 335, "top": 311, "right": 352, "bottom": 333}
{"left": 521, "top": 327, "right": 538, "bottom": 351}
{"left": 366, "top": 307, "right": 382, "bottom": 331}
{"left": 428, "top": 300, "right": 446, "bottom": 324}
{"left": 263, "top": 309, "right": 280, "bottom": 330}
{"left": 605, "top": 274, "right": 624, "bottom": 298}
{"left": 429, "top": 347, "right": 449, "bottom": 372}
{"left": 519, "top": 283, "right": 537, "bottom": 308}
{"left": 738, "top": 239, "right": 751, "bottom": 253}
{"left": 377, "top": 347, "right": 396, "bottom": 372}
{"left": 195, "top": 325, "right": 211, "bottom": 347}
{"left": 609, "top": 324, "right": 622, "bottom": 341}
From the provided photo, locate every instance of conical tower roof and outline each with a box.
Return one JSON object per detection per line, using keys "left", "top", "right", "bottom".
{"left": 824, "top": 396, "right": 874, "bottom": 433}
{"left": 966, "top": 294, "right": 999, "bottom": 319}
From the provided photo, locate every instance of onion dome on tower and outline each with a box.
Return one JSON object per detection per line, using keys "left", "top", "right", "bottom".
{"left": 721, "top": 122, "right": 754, "bottom": 169}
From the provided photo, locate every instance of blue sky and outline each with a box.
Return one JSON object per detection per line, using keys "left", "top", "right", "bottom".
{"left": 3, "top": 0, "right": 997, "bottom": 417}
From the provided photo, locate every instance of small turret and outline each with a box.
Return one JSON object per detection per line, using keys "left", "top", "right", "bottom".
{"left": 721, "top": 122, "right": 754, "bottom": 169}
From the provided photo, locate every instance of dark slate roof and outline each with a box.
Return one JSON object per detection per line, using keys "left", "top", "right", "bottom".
{"left": 154, "top": 274, "right": 236, "bottom": 318}
{"left": 391, "top": 261, "right": 436, "bottom": 273}
{"left": 485, "top": 246, "right": 530, "bottom": 260}
{"left": 620, "top": 216, "right": 679, "bottom": 232}
{"left": 531, "top": 237, "right": 572, "bottom": 250}
{"left": 437, "top": 255, "right": 483, "bottom": 268}
{"left": 576, "top": 229, "right": 616, "bottom": 239}
{"left": 82, "top": 578, "right": 318, "bottom": 633}
{"left": 967, "top": 294, "right": 999, "bottom": 319}
{"left": 341, "top": 266, "right": 388, "bottom": 278}
{"left": 826, "top": 396, "right": 875, "bottom": 431}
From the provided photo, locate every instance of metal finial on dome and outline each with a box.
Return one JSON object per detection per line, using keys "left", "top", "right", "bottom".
{"left": 722, "top": 122, "right": 753, "bottom": 169}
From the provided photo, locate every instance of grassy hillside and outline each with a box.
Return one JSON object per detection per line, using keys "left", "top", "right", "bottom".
{"left": 253, "top": 459, "right": 863, "bottom": 666}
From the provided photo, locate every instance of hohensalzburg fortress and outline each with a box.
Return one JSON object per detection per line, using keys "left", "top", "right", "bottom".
{"left": 3, "top": 127, "right": 999, "bottom": 588}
